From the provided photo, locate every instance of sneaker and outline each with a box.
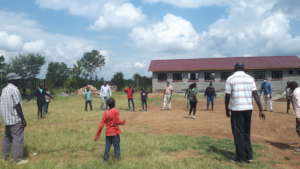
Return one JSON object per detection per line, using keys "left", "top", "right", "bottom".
{"left": 16, "top": 159, "right": 28, "bottom": 165}
{"left": 295, "top": 147, "right": 300, "bottom": 152}
{"left": 247, "top": 159, "right": 254, "bottom": 163}
{"left": 192, "top": 116, "right": 196, "bottom": 119}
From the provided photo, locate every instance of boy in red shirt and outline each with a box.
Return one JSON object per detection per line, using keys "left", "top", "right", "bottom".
{"left": 94, "top": 97, "right": 126, "bottom": 161}
{"left": 124, "top": 85, "right": 135, "bottom": 111}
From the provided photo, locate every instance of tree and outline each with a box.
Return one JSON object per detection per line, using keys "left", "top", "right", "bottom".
{"left": 111, "top": 72, "right": 125, "bottom": 91}
{"left": 77, "top": 50, "right": 105, "bottom": 79}
{"left": 133, "top": 73, "right": 142, "bottom": 89}
{"left": 0, "top": 56, "right": 5, "bottom": 71}
{"left": 10, "top": 53, "right": 45, "bottom": 79}
{"left": 46, "top": 62, "right": 69, "bottom": 88}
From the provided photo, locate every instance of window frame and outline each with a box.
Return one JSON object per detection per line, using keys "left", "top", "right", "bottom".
{"left": 172, "top": 72, "right": 183, "bottom": 82}
{"left": 157, "top": 73, "right": 167, "bottom": 82}
{"left": 271, "top": 70, "right": 283, "bottom": 80}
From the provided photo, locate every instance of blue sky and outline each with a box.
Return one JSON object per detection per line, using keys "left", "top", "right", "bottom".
{"left": 0, "top": 0, "right": 300, "bottom": 79}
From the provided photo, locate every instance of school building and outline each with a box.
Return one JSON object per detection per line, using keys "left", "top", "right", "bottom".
{"left": 148, "top": 56, "right": 300, "bottom": 93}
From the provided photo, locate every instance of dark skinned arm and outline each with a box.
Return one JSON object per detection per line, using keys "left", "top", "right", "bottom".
{"left": 225, "top": 93, "right": 231, "bottom": 117}
{"left": 252, "top": 91, "right": 266, "bottom": 120}
{"left": 15, "top": 103, "right": 26, "bottom": 128}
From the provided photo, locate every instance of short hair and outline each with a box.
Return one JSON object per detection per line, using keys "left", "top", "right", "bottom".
{"left": 189, "top": 83, "right": 197, "bottom": 89}
{"left": 288, "top": 81, "right": 299, "bottom": 91}
{"left": 106, "top": 97, "right": 116, "bottom": 109}
{"left": 234, "top": 63, "right": 245, "bottom": 71}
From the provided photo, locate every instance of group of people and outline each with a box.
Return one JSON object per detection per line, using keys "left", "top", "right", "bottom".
{"left": 34, "top": 85, "right": 52, "bottom": 119}
{"left": 1, "top": 62, "right": 300, "bottom": 165}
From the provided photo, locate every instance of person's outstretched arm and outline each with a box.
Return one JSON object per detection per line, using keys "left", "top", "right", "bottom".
{"left": 225, "top": 94, "right": 231, "bottom": 117}
{"left": 94, "top": 113, "right": 106, "bottom": 141}
{"left": 253, "top": 91, "right": 265, "bottom": 120}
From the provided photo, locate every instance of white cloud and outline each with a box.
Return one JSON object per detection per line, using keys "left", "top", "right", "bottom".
{"left": 134, "top": 62, "right": 145, "bottom": 68}
{"left": 36, "top": 0, "right": 146, "bottom": 30}
{"left": 273, "top": 0, "right": 300, "bottom": 20}
{"left": 90, "top": 2, "right": 145, "bottom": 31}
{"left": 130, "top": 14, "right": 200, "bottom": 53}
{"left": 0, "top": 31, "right": 23, "bottom": 51}
{"left": 0, "top": 10, "right": 99, "bottom": 65}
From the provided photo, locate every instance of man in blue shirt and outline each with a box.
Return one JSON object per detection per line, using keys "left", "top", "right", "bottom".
{"left": 260, "top": 79, "right": 273, "bottom": 112}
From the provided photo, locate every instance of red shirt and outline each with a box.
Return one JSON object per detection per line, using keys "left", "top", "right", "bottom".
{"left": 95, "top": 108, "right": 125, "bottom": 137}
{"left": 124, "top": 88, "right": 134, "bottom": 99}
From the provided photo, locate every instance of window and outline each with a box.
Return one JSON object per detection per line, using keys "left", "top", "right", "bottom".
{"left": 253, "top": 71, "right": 265, "bottom": 80}
{"left": 189, "top": 73, "right": 198, "bottom": 80}
{"left": 204, "top": 72, "right": 215, "bottom": 81}
{"left": 157, "top": 73, "right": 167, "bottom": 81}
{"left": 172, "top": 73, "right": 182, "bottom": 81}
{"left": 289, "top": 70, "right": 294, "bottom": 75}
{"left": 221, "top": 72, "right": 231, "bottom": 81}
{"left": 271, "top": 71, "right": 283, "bottom": 80}
{"left": 298, "top": 70, "right": 300, "bottom": 75}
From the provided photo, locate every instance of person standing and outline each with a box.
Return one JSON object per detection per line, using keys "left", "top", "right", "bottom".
{"left": 260, "top": 79, "right": 273, "bottom": 112}
{"left": 140, "top": 88, "right": 148, "bottom": 111}
{"left": 184, "top": 88, "right": 190, "bottom": 111}
{"left": 43, "top": 87, "right": 52, "bottom": 114}
{"left": 0, "top": 73, "right": 28, "bottom": 164}
{"left": 161, "top": 82, "right": 173, "bottom": 110}
{"left": 287, "top": 81, "right": 300, "bottom": 152}
{"left": 185, "top": 83, "right": 198, "bottom": 119}
{"left": 225, "top": 63, "right": 265, "bottom": 163}
{"left": 34, "top": 85, "right": 51, "bottom": 119}
{"left": 124, "top": 85, "right": 135, "bottom": 111}
{"left": 84, "top": 86, "right": 93, "bottom": 111}
{"left": 94, "top": 97, "right": 126, "bottom": 161}
{"left": 286, "top": 81, "right": 292, "bottom": 114}
{"left": 100, "top": 82, "right": 112, "bottom": 110}
{"left": 205, "top": 82, "right": 216, "bottom": 111}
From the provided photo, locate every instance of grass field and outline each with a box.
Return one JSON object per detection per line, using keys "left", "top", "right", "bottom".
{"left": 0, "top": 93, "right": 279, "bottom": 169}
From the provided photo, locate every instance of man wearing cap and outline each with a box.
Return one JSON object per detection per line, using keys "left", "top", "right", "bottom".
{"left": 0, "top": 73, "right": 28, "bottom": 164}
{"left": 225, "top": 63, "right": 265, "bottom": 163}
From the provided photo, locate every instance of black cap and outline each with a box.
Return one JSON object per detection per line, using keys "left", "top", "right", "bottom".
{"left": 234, "top": 63, "right": 244, "bottom": 71}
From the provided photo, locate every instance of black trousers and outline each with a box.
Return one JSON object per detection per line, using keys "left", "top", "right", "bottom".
{"left": 141, "top": 99, "right": 147, "bottom": 111}
{"left": 189, "top": 101, "right": 197, "bottom": 116}
{"left": 37, "top": 102, "right": 44, "bottom": 119}
{"left": 103, "top": 135, "right": 121, "bottom": 161}
{"left": 85, "top": 101, "right": 93, "bottom": 111}
{"left": 128, "top": 98, "right": 135, "bottom": 111}
{"left": 231, "top": 110, "right": 253, "bottom": 161}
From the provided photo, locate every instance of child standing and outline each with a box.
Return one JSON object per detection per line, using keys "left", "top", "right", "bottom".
{"left": 140, "top": 89, "right": 148, "bottom": 111}
{"left": 94, "top": 97, "right": 126, "bottom": 160}
{"left": 124, "top": 85, "right": 135, "bottom": 111}
{"left": 84, "top": 87, "right": 93, "bottom": 111}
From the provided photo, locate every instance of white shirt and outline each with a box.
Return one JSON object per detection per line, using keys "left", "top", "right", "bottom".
{"left": 165, "top": 85, "right": 173, "bottom": 95}
{"left": 100, "top": 85, "right": 112, "bottom": 98}
{"left": 0, "top": 83, "right": 22, "bottom": 125}
{"left": 225, "top": 71, "right": 257, "bottom": 111}
{"left": 291, "top": 87, "right": 300, "bottom": 118}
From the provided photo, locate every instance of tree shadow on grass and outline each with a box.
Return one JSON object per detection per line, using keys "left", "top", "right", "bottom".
{"left": 265, "top": 140, "right": 294, "bottom": 150}
{"left": 207, "top": 145, "right": 235, "bottom": 160}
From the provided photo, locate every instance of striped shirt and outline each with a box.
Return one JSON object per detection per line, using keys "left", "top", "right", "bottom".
{"left": 0, "top": 83, "right": 22, "bottom": 125}
{"left": 225, "top": 71, "right": 257, "bottom": 111}
{"left": 291, "top": 87, "right": 300, "bottom": 118}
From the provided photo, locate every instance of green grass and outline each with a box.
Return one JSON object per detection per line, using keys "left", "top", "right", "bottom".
{"left": 0, "top": 93, "right": 271, "bottom": 169}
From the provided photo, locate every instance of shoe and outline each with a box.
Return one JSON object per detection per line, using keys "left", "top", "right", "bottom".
{"left": 184, "top": 115, "right": 190, "bottom": 118}
{"left": 295, "top": 147, "right": 300, "bottom": 152}
{"left": 247, "top": 159, "right": 253, "bottom": 163}
{"left": 231, "top": 158, "right": 240, "bottom": 163}
{"left": 192, "top": 116, "right": 196, "bottom": 119}
{"left": 16, "top": 159, "right": 28, "bottom": 165}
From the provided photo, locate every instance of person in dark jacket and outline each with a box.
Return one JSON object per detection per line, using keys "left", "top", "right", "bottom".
{"left": 205, "top": 82, "right": 217, "bottom": 111}
{"left": 34, "top": 85, "right": 52, "bottom": 119}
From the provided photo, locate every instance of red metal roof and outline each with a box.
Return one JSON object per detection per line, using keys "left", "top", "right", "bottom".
{"left": 149, "top": 56, "right": 300, "bottom": 72}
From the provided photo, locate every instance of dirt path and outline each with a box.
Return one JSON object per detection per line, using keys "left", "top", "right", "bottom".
{"left": 121, "top": 97, "right": 300, "bottom": 169}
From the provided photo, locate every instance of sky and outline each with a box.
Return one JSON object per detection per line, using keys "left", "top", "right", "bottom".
{"left": 0, "top": 0, "right": 300, "bottom": 79}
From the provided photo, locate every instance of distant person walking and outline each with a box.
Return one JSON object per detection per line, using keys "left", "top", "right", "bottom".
{"left": 34, "top": 85, "right": 51, "bottom": 119}
{"left": 205, "top": 82, "right": 216, "bottom": 111}
{"left": 100, "top": 82, "right": 112, "bottom": 110}
{"left": 94, "top": 97, "right": 126, "bottom": 161}
{"left": 184, "top": 88, "right": 190, "bottom": 110}
{"left": 43, "top": 88, "right": 52, "bottom": 114}
{"left": 286, "top": 81, "right": 292, "bottom": 114}
{"left": 84, "top": 87, "right": 93, "bottom": 111}
{"left": 287, "top": 81, "right": 300, "bottom": 152}
{"left": 140, "top": 88, "right": 148, "bottom": 111}
{"left": 225, "top": 63, "right": 265, "bottom": 163}
{"left": 260, "top": 79, "right": 273, "bottom": 112}
{"left": 161, "top": 82, "right": 173, "bottom": 110}
{"left": 124, "top": 85, "right": 135, "bottom": 111}
{"left": 185, "top": 83, "right": 198, "bottom": 119}
{"left": 0, "top": 73, "right": 28, "bottom": 165}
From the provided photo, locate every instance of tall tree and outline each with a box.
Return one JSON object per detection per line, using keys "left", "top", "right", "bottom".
{"left": 111, "top": 72, "right": 125, "bottom": 91}
{"left": 46, "top": 62, "right": 69, "bottom": 88}
{"left": 10, "top": 53, "right": 45, "bottom": 79}
{"left": 78, "top": 50, "right": 105, "bottom": 79}
{"left": 133, "top": 73, "right": 142, "bottom": 89}
{"left": 0, "top": 56, "right": 5, "bottom": 71}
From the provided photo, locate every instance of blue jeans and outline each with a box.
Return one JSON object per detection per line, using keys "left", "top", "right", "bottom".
{"left": 103, "top": 135, "right": 121, "bottom": 161}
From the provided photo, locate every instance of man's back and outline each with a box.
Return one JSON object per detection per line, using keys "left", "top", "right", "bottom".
{"left": 225, "top": 71, "right": 256, "bottom": 111}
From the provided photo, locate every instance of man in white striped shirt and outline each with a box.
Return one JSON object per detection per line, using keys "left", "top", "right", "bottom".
{"left": 0, "top": 73, "right": 28, "bottom": 164}
{"left": 225, "top": 63, "right": 265, "bottom": 163}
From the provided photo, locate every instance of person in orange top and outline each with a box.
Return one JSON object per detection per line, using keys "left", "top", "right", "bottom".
{"left": 124, "top": 85, "right": 135, "bottom": 111}
{"left": 94, "top": 97, "right": 126, "bottom": 161}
